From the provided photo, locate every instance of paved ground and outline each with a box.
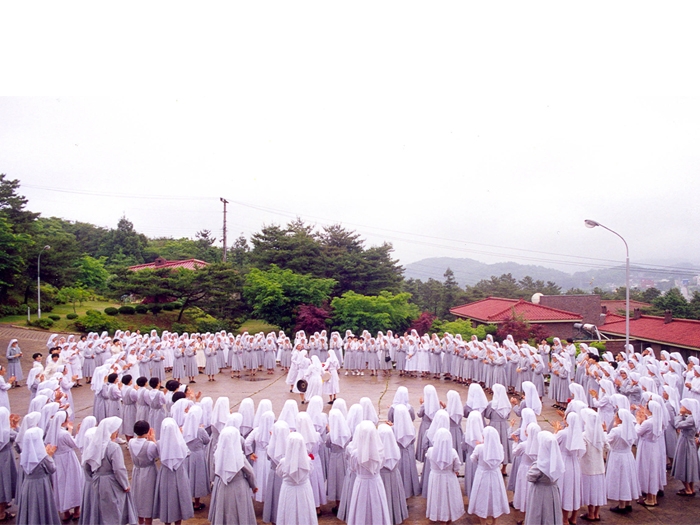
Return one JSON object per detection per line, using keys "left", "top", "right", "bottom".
{"left": 2, "top": 324, "right": 699, "bottom": 524}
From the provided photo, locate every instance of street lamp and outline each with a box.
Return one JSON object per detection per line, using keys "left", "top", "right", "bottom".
{"left": 584, "top": 220, "right": 630, "bottom": 349}
{"left": 37, "top": 245, "right": 50, "bottom": 319}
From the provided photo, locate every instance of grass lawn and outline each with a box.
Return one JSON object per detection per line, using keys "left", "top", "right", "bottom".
{"left": 0, "top": 300, "right": 118, "bottom": 332}
{"left": 238, "top": 319, "right": 279, "bottom": 335}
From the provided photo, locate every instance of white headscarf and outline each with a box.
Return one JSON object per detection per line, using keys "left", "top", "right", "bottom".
{"left": 329, "top": 408, "right": 351, "bottom": 448}
{"left": 426, "top": 409, "right": 451, "bottom": 444}
{"left": 306, "top": 396, "right": 327, "bottom": 430}
{"left": 20, "top": 426, "right": 47, "bottom": 474}
{"left": 295, "top": 412, "right": 319, "bottom": 452}
{"left": 392, "top": 404, "right": 416, "bottom": 448}
{"left": 211, "top": 397, "right": 230, "bottom": 433}
{"left": 278, "top": 400, "right": 299, "bottom": 431}
{"left": 352, "top": 420, "right": 384, "bottom": 474}
{"left": 581, "top": 408, "right": 605, "bottom": 450}
{"left": 171, "top": 399, "right": 193, "bottom": 428}
{"left": 281, "top": 432, "right": 311, "bottom": 483}
{"left": 200, "top": 397, "right": 213, "bottom": 428}
{"left": 0, "top": 407, "right": 10, "bottom": 448}
{"left": 360, "top": 397, "right": 379, "bottom": 425}
{"left": 519, "top": 407, "right": 537, "bottom": 440}
{"left": 481, "top": 426, "right": 504, "bottom": 465}
{"left": 535, "top": 431, "right": 565, "bottom": 482}
{"left": 83, "top": 416, "right": 122, "bottom": 471}
{"left": 524, "top": 422, "right": 542, "bottom": 457}
{"left": 378, "top": 423, "right": 401, "bottom": 471}
{"left": 616, "top": 408, "right": 637, "bottom": 444}
{"left": 238, "top": 398, "right": 255, "bottom": 430}
{"left": 445, "top": 390, "right": 463, "bottom": 424}
{"left": 28, "top": 394, "right": 48, "bottom": 414}
{"left": 39, "top": 402, "right": 59, "bottom": 434}
{"left": 255, "top": 410, "right": 275, "bottom": 449}
{"left": 44, "top": 409, "right": 67, "bottom": 446}
{"left": 392, "top": 387, "right": 410, "bottom": 408}
{"left": 225, "top": 412, "right": 243, "bottom": 430}
{"left": 568, "top": 383, "right": 588, "bottom": 405}
{"left": 159, "top": 417, "right": 190, "bottom": 470}
{"left": 564, "top": 412, "right": 586, "bottom": 453}
{"left": 464, "top": 410, "right": 485, "bottom": 449}
{"left": 663, "top": 385, "right": 680, "bottom": 414}
{"left": 467, "top": 383, "right": 488, "bottom": 413}
{"left": 182, "top": 405, "right": 203, "bottom": 443}
{"left": 331, "top": 398, "right": 348, "bottom": 418}
{"left": 681, "top": 398, "right": 700, "bottom": 433}
{"left": 490, "top": 383, "right": 511, "bottom": 419}
{"left": 214, "top": 426, "right": 245, "bottom": 484}
{"left": 254, "top": 399, "right": 273, "bottom": 426}
{"left": 423, "top": 384, "right": 441, "bottom": 419}
{"left": 16, "top": 411, "right": 41, "bottom": 450}
{"left": 522, "top": 381, "right": 542, "bottom": 415}
{"left": 429, "top": 427, "right": 456, "bottom": 470}
{"left": 267, "top": 420, "right": 290, "bottom": 464}
{"left": 346, "top": 404, "right": 364, "bottom": 435}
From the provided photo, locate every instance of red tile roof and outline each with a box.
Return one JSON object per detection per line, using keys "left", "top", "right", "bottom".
{"left": 600, "top": 314, "right": 700, "bottom": 350}
{"left": 601, "top": 299, "right": 652, "bottom": 313}
{"left": 128, "top": 258, "right": 209, "bottom": 271}
{"left": 450, "top": 297, "right": 583, "bottom": 323}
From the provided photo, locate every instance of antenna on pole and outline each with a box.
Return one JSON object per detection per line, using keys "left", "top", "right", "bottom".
{"left": 220, "top": 198, "right": 229, "bottom": 262}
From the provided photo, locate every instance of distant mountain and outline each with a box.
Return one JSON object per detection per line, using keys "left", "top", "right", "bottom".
{"left": 403, "top": 256, "right": 700, "bottom": 291}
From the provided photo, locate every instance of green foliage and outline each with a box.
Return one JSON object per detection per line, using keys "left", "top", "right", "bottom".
{"left": 97, "top": 216, "right": 148, "bottom": 265}
{"left": 104, "top": 307, "right": 119, "bottom": 316}
{"left": 243, "top": 265, "right": 336, "bottom": 330}
{"left": 171, "top": 322, "right": 196, "bottom": 334}
{"left": 75, "top": 255, "right": 110, "bottom": 292}
{"left": 118, "top": 305, "right": 136, "bottom": 315}
{"left": 74, "top": 310, "right": 121, "bottom": 334}
{"left": 56, "top": 286, "right": 91, "bottom": 314}
{"left": 27, "top": 317, "right": 54, "bottom": 329}
{"left": 589, "top": 341, "right": 607, "bottom": 353}
{"left": 134, "top": 304, "right": 148, "bottom": 314}
{"left": 432, "top": 318, "right": 494, "bottom": 340}
{"left": 331, "top": 291, "right": 420, "bottom": 334}
{"left": 66, "top": 313, "right": 78, "bottom": 320}
{"left": 149, "top": 304, "right": 162, "bottom": 315}
{"left": 651, "top": 287, "right": 691, "bottom": 318}
{"left": 48, "top": 314, "right": 61, "bottom": 321}
{"left": 161, "top": 303, "right": 175, "bottom": 311}
{"left": 462, "top": 273, "right": 562, "bottom": 302}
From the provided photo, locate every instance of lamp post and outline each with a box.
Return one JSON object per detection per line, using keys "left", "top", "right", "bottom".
{"left": 37, "top": 245, "right": 50, "bottom": 319}
{"left": 584, "top": 220, "right": 629, "bottom": 349}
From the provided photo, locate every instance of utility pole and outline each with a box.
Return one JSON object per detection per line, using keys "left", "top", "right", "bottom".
{"left": 220, "top": 198, "right": 229, "bottom": 262}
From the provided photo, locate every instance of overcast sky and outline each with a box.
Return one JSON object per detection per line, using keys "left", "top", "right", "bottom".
{"left": 1, "top": 2, "right": 699, "bottom": 277}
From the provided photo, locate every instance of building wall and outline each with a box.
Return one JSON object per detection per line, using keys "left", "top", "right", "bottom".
{"left": 539, "top": 295, "right": 603, "bottom": 326}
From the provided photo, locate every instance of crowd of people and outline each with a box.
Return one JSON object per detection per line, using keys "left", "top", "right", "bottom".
{"left": 1, "top": 328, "right": 700, "bottom": 525}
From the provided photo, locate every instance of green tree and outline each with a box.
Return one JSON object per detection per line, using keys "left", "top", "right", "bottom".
{"left": 56, "top": 286, "right": 91, "bottom": 313}
{"left": 652, "top": 287, "right": 690, "bottom": 318}
{"left": 0, "top": 216, "right": 29, "bottom": 300}
{"left": 98, "top": 216, "right": 149, "bottom": 265}
{"left": 229, "top": 234, "right": 251, "bottom": 270}
{"left": 331, "top": 291, "right": 420, "bottom": 334}
{"left": 641, "top": 287, "right": 662, "bottom": 303}
{"left": 243, "top": 265, "right": 336, "bottom": 330}
{"left": 441, "top": 267, "right": 466, "bottom": 318}
{"left": 75, "top": 255, "right": 110, "bottom": 292}
{"left": 0, "top": 174, "right": 39, "bottom": 232}
{"left": 250, "top": 220, "right": 323, "bottom": 276}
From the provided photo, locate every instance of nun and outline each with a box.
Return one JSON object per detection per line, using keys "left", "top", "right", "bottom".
{"left": 512, "top": 422, "right": 541, "bottom": 515}
{"left": 387, "top": 386, "right": 415, "bottom": 422}
{"left": 484, "top": 383, "right": 513, "bottom": 473}
{"left": 262, "top": 420, "right": 290, "bottom": 524}
{"left": 346, "top": 421, "right": 391, "bottom": 525}
{"left": 554, "top": 411, "right": 585, "bottom": 524}
{"left": 182, "top": 406, "right": 210, "bottom": 511}
{"left": 152, "top": 418, "right": 194, "bottom": 525}
{"left": 244, "top": 410, "right": 275, "bottom": 503}
{"left": 323, "top": 350, "right": 341, "bottom": 404}
{"left": 377, "top": 423, "right": 409, "bottom": 525}
{"left": 467, "top": 426, "right": 510, "bottom": 524}
{"left": 425, "top": 427, "right": 465, "bottom": 523}
{"left": 420, "top": 409, "right": 451, "bottom": 497}
{"left": 325, "top": 408, "right": 351, "bottom": 505}
{"left": 524, "top": 431, "right": 565, "bottom": 525}
{"left": 127, "top": 420, "right": 159, "bottom": 525}
{"left": 79, "top": 416, "right": 136, "bottom": 525}
{"left": 0, "top": 366, "right": 13, "bottom": 411}
{"left": 6, "top": 339, "right": 23, "bottom": 387}
{"left": 391, "top": 404, "right": 421, "bottom": 498}
{"left": 209, "top": 426, "right": 257, "bottom": 525}
{"left": 605, "top": 409, "right": 640, "bottom": 513}
{"left": 295, "top": 412, "right": 327, "bottom": 511}
{"left": 416, "top": 385, "right": 442, "bottom": 462}
{"left": 276, "top": 432, "right": 318, "bottom": 525}
{"left": 445, "top": 390, "right": 464, "bottom": 454}
{"left": 44, "top": 410, "right": 83, "bottom": 521}
{"left": 208, "top": 396, "right": 230, "bottom": 481}
{"left": 671, "top": 398, "right": 700, "bottom": 496}
{"left": 0, "top": 407, "right": 17, "bottom": 522}
{"left": 16, "top": 426, "right": 60, "bottom": 525}
{"left": 635, "top": 400, "right": 666, "bottom": 507}
{"left": 463, "top": 410, "right": 484, "bottom": 498}
{"left": 579, "top": 408, "right": 607, "bottom": 522}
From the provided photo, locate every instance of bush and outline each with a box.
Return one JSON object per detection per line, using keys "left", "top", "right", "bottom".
{"left": 104, "top": 307, "right": 119, "bottom": 316}
{"left": 149, "top": 304, "right": 162, "bottom": 315}
{"left": 118, "top": 305, "right": 136, "bottom": 315}
{"left": 140, "top": 325, "right": 160, "bottom": 335}
{"left": 66, "top": 313, "right": 78, "bottom": 320}
{"left": 48, "top": 314, "right": 61, "bottom": 321}
{"left": 161, "top": 302, "right": 175, "bottom": 311}
{"left": 171, "top": 322, "right": 196, "bottom": 334}
{"left": 27, "top": 318, "right": 54, "bottom": 329}
{"left": 134, "top": 304, "right": 148, "bottom": 314}
{"left": 74, "top": 310, "right": 121, "bottom": 334}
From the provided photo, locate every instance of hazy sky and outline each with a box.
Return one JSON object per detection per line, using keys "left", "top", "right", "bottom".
{"left": 2, "top": 3, "right": 699, "bottom": 278}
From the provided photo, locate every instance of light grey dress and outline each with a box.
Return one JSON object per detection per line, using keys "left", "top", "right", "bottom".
{"left": 129, "top": 440, "right": 159, "bottom": 519}
{"left": 262, "top": 457, "right": 283, "bottom": 523}
{"left": 79, "top": 441, "right": 137, "bottom": 525}
{"left": 325, "top": 439, "right": 346, "bottom": 501}
{"left": 380, "top": 465, "right": 409, "bottom": 525}
{"left": 671, "top": 414, "right": 700, "bottom": 483}
{"left": 186, "top": 427, "right": 211, "bottom": 498}
{"left": 121, "top": 386, "right": 138, "bottom": 437}
{"left": 152, "top": 460, "right": 194, "bottom": 524}
{"left": 484, "top": 403, "right": 513, "bottom": 464}
{"left": 0, "top": 430, "right": 16, "bottom": 504}
{"left": 17, "top": 456, "right": 60, "bottom": 525}
{"left": 397, "top": 439, "right": 420, "bottom": 498}
{"left": 524, "top": 466, "right": 563, "bottom": 525}
{"left": 208, "top": 459, "right": 257, "bottom": 525}
{"left": 6, "top": 343, "right": 23, "bottom": 382}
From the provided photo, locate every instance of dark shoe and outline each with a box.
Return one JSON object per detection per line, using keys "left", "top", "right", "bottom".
{"left": 609, "top": 506, "right": 625, "bottom": 513}
{"left": 579, "top": 514, "right": 597, "bottom": 522}
{"left": 193, "top": 503, "right": 206, "bottom": 511}
{"left": 624, "top": 506, "right": 632, "bottom": 513}
{"left": 331, "top": 506, "right": 338, "bottom": 515}
{"left": 657, "top": 490, "right": 664, "bottom": 497}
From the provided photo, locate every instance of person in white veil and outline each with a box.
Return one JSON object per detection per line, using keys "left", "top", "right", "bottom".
{"left": 276, "top": 432, "right": 318, "bottom": 525}
{"left": 635, "top": 400, "right": 666, "bottom": 507}
{"left": 468, "top": 426, "right": 510, "bottom": 524}
{"left": 80, "top": 416, "right": 136, "bottom": 525}
{"left": 16, "top": 426, "right": 60, "bottom": 525}
{"left": 524, "top": 431, "right": 565, "bottom": 525}
{"left": 152, "top": 417, "right": 194, "bottom": 525}
{"left": 346, "top": 421, "right": 391, "bottom": 525}
{"left": 244, "top": 410, "right": 274, "bottom": 504}
{"left": 359, "top": 396, "right": 379, "bottom": 425}
{"left": 391, "top": 404, "right": 420, "bottom": 498}
{"left": 605, "top": 408, "right": 640, "bottom": 513}
{"left": 377, "top": 423, "right": 408, "bottom": 525}
{"left": 262, "top": 420, "right": 290, "bottom": 524}
{"left": 208, "top": 426, "right": 257, "bottom": 525}
{"left": 425, "top": 427, "right": 465, "bottom": 523}
{"left": 416, "top": 384, "right": 443, "bottom": 462}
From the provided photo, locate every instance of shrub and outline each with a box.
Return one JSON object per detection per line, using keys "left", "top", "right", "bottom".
{"left": 171, "top": 322, "right": 196, "bottom": 334}
{"left": 74, "top": 310, "right": 121, "bottom": 334}
{"left": 48, "top": 314, "right": 61, "bottom": 321}
{"left": 140, "top": 325, "right": 159, "bottom": 335}
{"left": 66, "top": 313, "right": 78, "bottom": 320}
{"left": 134, "top": 304, "right": 148, "bottom": 314}
{"left": 104, "top": 307, "right": 119, "bottom": 316}
{"left": 118, "top": 305, "right": 135, "bottom": 315}
{"left": 27, "top": 318, "right": 54, "bottom": 329}
{"left": 161, "top": 302, "right": 175, "bottom": 311}
{"left": 149, "top": 304, "right": 162, "bottom": 315}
